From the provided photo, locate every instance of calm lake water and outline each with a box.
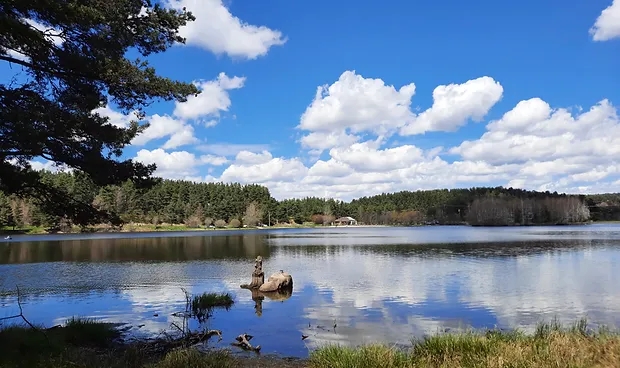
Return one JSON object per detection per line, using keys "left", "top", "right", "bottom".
{"left": 1, "top": 225, "right": 620, "bottom": 357}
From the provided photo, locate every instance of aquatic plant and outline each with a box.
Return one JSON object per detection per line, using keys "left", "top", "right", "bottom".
{"left": 190, "top": 292, "right": 234, "bottom": 321}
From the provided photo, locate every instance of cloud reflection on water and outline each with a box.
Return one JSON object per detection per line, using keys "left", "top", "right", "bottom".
{"left": 0, "top": 226, "right": 619, "bottom": 356}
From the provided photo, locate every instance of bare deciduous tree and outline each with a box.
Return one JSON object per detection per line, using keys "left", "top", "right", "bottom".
{"left": 243, "top": 202, "right": 262, "bottom": 227}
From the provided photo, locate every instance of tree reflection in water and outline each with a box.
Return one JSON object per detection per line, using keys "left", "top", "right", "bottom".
{"left": 247, "top": 288, "right": 293, "bottom": 317}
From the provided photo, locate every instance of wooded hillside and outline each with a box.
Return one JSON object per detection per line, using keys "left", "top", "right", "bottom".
{"left": 0, "top": 171, "right": 616, "bottom": 230}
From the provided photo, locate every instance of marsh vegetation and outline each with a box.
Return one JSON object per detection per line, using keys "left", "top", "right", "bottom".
{"left": 1, "top": 319, "right": 618, "bottom": 368}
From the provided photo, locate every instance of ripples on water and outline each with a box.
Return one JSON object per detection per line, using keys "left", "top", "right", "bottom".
{"left": 1, "top": 225, "right": 620, "bottom": 357}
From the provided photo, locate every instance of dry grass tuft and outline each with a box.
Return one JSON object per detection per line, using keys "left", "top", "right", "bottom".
{"left": 149, "top": 349, "right": 237, "bottom": 368}
{"left": 310, "top": 320, "right": 620, "bottom": 368}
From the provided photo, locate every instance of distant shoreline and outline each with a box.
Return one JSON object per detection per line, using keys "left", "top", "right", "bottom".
{"left": 0, "top": 221, "right": 610, "bottom": 236}
{"left": 0, "top": 223, "right": 396, "bottom": 236}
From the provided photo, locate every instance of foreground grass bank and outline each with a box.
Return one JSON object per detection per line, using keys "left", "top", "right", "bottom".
{"left": 0, "top": 318, "right": 239, "bottom": 368}
{"left": 310, "top": 321, "right": 620, "bottom": 368}
{"left": 2, "top": 319, "right": 619, "bottom": 367}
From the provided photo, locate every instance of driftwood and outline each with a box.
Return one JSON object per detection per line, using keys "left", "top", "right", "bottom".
{"left": 169, "top": 318, "right": 222, "bottom": 342}
{"left": 124, "top": 328, "right": 223, "bottom": 357}
{"left": 240, "top": 256, "right": 265, "bottom": 289}
{"left": 232, "top": 333, "right": 261, "bottom": 352}
{"left": 187, "top": 329, "right": 222, "bottom": 345}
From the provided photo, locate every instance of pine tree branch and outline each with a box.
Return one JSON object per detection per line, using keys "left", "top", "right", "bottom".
{"left": 0, "top": 55, "right": 93, "bottom": 81}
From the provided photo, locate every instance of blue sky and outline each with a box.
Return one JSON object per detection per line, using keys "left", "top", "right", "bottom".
{"left": 6, "top": 0, "right": 620, "bottom": 200}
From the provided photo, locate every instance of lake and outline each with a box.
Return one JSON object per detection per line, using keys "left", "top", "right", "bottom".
{"left": 1, "top": 225, "right": 620, "bottom": 357}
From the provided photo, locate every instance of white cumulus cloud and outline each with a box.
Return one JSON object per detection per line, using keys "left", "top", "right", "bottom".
{"left": 126, "top": 71, "right": 620, "bottom": 202}
{"left": 299, "top": 70, "right": 416, "bottom": 138}
{"left": 307, "top": 159, "right": 353, "bottom": 178}
{"left": 451, "top": 99, "right": 620, "bottom": 164}
{"left": 235, "top": 150, "right": 273, "bottom": 165}
{"left": 400, "top": 76, "right": 503, "bottom": 135}
{"left": 173, "top": 73, "right": 245, "bottom": 121}
{"left": 212, "top": 93, "right": 620, "bottom": 200}
{"left": 196, "top": 143, "right": 272, "bottom": 157}
{"left": 161, "top": 124, "right": 200, "bottom": 149}
{"left": 26, "top": 160, "right": 72, "bottom": 173}
{"left": 298, "top": 72, "right": 503, "bottom": 154}
{"left": 165, "top": 0, "right": 286, "bottom": 59}
{"left": 135, "top": 149, "right": 207, "bottom": 179}
{"left": 212, "top": 139, "right": 518, "bottom": 201}
{"left": 329, "top": 142, "right": 425, "bottom": 173}
{"left": 93, "top": 104, "right": 140, "bottom": 129}
{"left": 590, "top": 0, "right": 620, "bottom": 41}
{"left": 300, "top": 131, "right": 360, "bottom": 152}
{"left": 131, "top": 114, "right": 199, "bottom": 149}
{"left": 221, "top": 155, "right": 308, "bottom": 184}
{"left": 200, "top": 154, "right": 229, "bottom": 166}
{"left": 4, "top": 18, "right": 63, "bottom": 62}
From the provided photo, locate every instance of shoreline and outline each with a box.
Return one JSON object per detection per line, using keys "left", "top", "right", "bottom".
{"left": 0, "top": 221, "right": 605, "bottom": 237}
{"left": 1, "top": 318, "right": 618, "bottom": 367}
{"left": 0, "top": 223, "right": 392, "bottom": 236}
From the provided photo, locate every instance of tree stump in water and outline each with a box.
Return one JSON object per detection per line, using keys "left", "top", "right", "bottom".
{"left": 240, "top": 256, "right": 265, "bottom": 289}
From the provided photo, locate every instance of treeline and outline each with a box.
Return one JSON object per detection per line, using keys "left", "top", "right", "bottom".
{"left": 0, "top": 171, "right": 614, "bottom": 230}
{"left": 0, "top": 171, "right": 352, "bottom": 229}
{"left": 350, "top": 187, "right": 593, "bottom": 225}
{"left": 585, "top": 194, "right": 620, "bottom": 221}
{"left": 466, "top": 196, "right": 590, "bottom": 226}
{"left": 0, "top": 171, "right": 277, "bottom": 230}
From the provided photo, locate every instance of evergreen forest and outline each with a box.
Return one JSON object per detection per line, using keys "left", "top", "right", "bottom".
{"left": 1, "top": 171, "right": 618, "bottom": 231}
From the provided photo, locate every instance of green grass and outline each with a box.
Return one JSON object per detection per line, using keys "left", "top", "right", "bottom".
{"left": 0, "top": 225, "right": 48, "bottom": 235}
{"left": 0, "top": 317, "right": 121, "bottom": 367}
{"left": 62, "top": 317, "right": 120, "bottom": 346}
{"left": 191, "top": 292, "right": 234, "bottom": 320}
{"left": 310, "top": 320, "right": 620, "bottom": 368}
{"left": 5, "top": 317, "right": 619, "bottom": 368}
{"left": 123, "top": 224, "right": 202, "bottom": 232}
{"left": 148, "top": 349, "right": 237, "bottom": 368}
{"left": 0, "top": 222, "right": 338, "bottom": 236}
{"left": 0, "top": 319, "right": 238, "bottom": 368}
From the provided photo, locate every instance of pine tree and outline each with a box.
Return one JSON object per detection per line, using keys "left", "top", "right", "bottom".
{"left": 1, "top": 0, "right": 199, "bottom": 224}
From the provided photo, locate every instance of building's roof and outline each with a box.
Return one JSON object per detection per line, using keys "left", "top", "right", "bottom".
{"left": 335, "top": 216, "right": 356, "bottom": 222}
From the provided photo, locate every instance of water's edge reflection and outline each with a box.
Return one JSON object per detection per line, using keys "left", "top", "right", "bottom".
{"left": 1, "top": 225, "right": 619, "bottom": 357}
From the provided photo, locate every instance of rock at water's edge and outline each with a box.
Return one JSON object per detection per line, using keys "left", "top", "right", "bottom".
{"left": 259, "top": 271, "right": 293, "bottom": 292}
